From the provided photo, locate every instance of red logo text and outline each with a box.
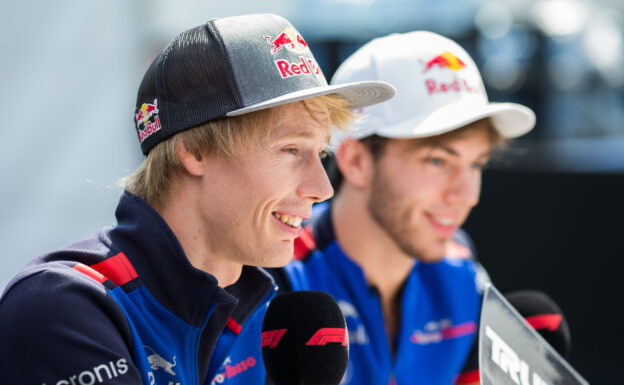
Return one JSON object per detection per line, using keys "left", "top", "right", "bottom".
{"left": 275, "top": 56, "right": 321, "bottom": 79}
{"left": 137, "top": 115, "right": 161, "bottom": 143}
{"left": 425, "top": 77, "right": 479, "bottom": 95}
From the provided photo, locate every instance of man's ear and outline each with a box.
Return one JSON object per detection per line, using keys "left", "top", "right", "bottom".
{"left": 335, "top": 138, "right": 375, "bottom": 189}
{"left": 176, "top": 142, "right": 205, "bottom": 177}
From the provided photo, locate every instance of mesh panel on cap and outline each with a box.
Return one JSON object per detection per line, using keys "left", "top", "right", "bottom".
{"left": 137, "top": 22, "right": 244, "bottom": 154}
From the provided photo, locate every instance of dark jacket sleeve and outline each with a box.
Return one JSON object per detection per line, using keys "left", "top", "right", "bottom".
{"left": 0, "top": 267, "right": 144, "bottom": 384}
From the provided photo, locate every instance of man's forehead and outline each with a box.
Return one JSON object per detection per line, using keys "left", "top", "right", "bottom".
{"left": 271, "top": 118, "right": 331, "bottom": 144}
{"left": 270, "top": 103, "right": 330, "bottom": 139}
{"left": 391, "top": 130, "right": 493, "bottom": 156}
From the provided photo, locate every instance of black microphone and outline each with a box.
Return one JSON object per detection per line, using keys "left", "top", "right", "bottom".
{"left": 261, "top": 291, "right": 349, "bottom": 385}
{"left": 505, "top": 290, "right": 572, "bottom": 359}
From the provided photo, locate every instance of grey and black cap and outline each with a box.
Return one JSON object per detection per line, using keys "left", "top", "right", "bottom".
{"left": 134, "top": 13, "right": 395, "bottom": 155}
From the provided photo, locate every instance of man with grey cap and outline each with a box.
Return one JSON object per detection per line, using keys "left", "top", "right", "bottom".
{"left": 0, "top": 14, "right": 393, "bottom": 385}
{"left": 270, "top": 31, "right": 535, "bottom": 385}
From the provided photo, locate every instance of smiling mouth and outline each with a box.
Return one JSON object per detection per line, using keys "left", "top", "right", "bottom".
{"left": 430, "top": 215, "right": 459, "bottom": 227}
{"left": 273, "top": 212, "right": 303, "bottom": 228}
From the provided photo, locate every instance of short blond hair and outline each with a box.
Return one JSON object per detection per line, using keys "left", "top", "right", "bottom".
{"left": 121, "top": 94, "right": 355, "bottom": 208}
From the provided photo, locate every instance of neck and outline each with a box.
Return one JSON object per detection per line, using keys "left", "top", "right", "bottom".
{"left": 331, "top": 187, "right": 414, "bottom": 346}
{"left": 156, "top": 181, "right": 243, "bottom": 288}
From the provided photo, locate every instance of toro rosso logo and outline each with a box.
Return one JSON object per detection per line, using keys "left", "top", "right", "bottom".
{"left": 210, "top": 356, "right": 258, "bottom": 384}
{"left": 135, "top": 99, "right": 161, "bottom": 143}
{"left": 143, "top": 345, "right": 176, "bottom": 376}
{"left": 264, "top": 27, "right": 308, "bottom": 54}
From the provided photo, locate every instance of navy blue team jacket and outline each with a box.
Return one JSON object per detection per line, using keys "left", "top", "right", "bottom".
{"left": 0, "top": 191, "right": 276, "bottom": 385}
{"left": 284, "top": 204, "right": 484, "bottom": 385}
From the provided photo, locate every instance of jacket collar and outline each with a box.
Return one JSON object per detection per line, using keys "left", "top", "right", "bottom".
{"left": 103, "top": 191, "right": 275, "bottom": 326}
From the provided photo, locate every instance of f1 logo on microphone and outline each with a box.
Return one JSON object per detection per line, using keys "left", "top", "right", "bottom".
{"left": 306, "top": 328, "right": 348, "bottom": 346}
{"left": 261, "top": 328, "right": 348, "bottom": 348}
{"left": 261, "top": 329, "right": 287, "bottom": 348}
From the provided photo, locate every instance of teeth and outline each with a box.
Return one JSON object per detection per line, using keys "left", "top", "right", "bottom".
{"left": 433, "top": 216, "right": 456, "bottom": 226}
{"left": 273, "top": 213, "right": 302, "bottom": 228}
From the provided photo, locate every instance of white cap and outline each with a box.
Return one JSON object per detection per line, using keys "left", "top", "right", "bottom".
{"left": 330, "top": 31, "right": 535, "bottom": 147}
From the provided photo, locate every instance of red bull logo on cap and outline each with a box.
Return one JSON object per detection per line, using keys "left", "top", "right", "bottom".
{"left": 421, "top": 51, "right": 481, "bottom": 96}
{"left": 135, "top": 99, "right": 161, "bottom": 143}
{"left": 264, "top": 29, "right": 322, "bottom": 80}
{"left": 264, "top": 27, "right": 308, "bottom": 55}
{"left": 274, "top": 56, "right": 322, "bottom": 79}
{"left": 423, "top": 50, "right": 466, "bottom": 73}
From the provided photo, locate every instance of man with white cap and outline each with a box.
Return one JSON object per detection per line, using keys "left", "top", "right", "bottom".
{"left": 273, "top": 31, "right": 535, "bottom": 385}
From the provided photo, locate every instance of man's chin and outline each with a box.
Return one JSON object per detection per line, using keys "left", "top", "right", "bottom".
{"left": 411, "top": 242, "right": 448, "bottom": 263}
{"left": 262, "top": 245, "right": 295, "bottom": 268}
{"left": 416, "top": 253, "right": 447, "bottom": 264}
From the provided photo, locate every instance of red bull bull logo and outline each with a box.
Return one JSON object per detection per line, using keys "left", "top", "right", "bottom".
{"left": 423, "top": 50, "right": 466, "bottom": 72}
{"left": 135, "top": 99, "right": 161, "bottom": 143}
{"left": 264, "top": 27, "right": 308, "bottom": 55}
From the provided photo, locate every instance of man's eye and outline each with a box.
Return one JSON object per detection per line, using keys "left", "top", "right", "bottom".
{"left": 471, "top": 161, "right": 487, "bottom": 170}
{"left": 426, "top": 157, "right": 445, "bottom": 166}
{"left": 283, "top": 147, "right": 299, "bottom": 156}
{"left": 319, "top": 148, "right": 331, "bottom": 159}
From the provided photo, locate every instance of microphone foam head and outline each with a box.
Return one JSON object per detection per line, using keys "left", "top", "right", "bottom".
{"left": 261, "top": 291, "right": 349, "bottom": 385}
{"left": 505, "top": 290, "right": 571, "bottom": 359}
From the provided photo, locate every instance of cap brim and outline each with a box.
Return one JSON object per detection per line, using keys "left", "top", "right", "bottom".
{"left": 378, "top": 101, "right": 536, "bottom": 139}
{"left": 226, "top": 81, "right": 395, "bottom": 116}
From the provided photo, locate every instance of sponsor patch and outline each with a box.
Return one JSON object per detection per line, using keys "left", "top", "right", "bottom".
{"left": 42, "top": 358, "right": 129, "bottom": 385}
{"left": 410, "top": 319, "right": 477, "bottom": 345}
{"left": 135, "top": 99, "right": 161, "bottom": 143}
{"left": 210, "top": 356, "right": 258, "bottom": 384}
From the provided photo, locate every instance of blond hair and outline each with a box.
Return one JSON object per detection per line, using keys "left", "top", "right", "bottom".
{"left": 121, "top": 94, "right": 355, "bottom": 208}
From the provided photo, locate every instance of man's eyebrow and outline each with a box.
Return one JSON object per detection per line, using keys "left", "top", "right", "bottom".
{"left": 436, "top": 144, "right": 492, "bottom": 159}
{"left": 437, "top": 144, "right": 459, "bottom": 157}
{"left": 278, "top": 129, "right": 330, "bottom": 143}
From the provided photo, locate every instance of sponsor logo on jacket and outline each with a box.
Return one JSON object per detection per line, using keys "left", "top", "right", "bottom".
{"left": 410, "top": 318, "right": 477, "bottom": 344}
{"left": 144, "top": 345, "right": 180, "bottom": 385}
{"left": 42, "top": 358, "right": 129, "bottom": 385}
{"left": 210, "top": 356, "right": 258, "bottom": 384}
